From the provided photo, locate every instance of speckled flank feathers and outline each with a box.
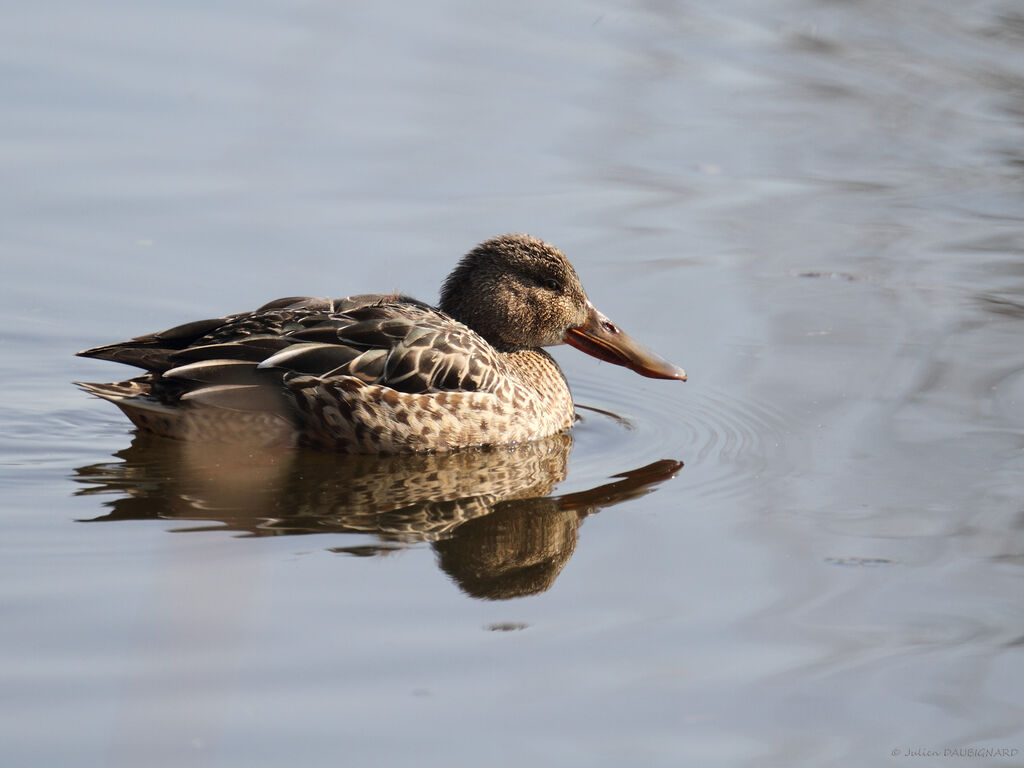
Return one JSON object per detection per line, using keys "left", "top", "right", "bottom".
{"left": 285, "top": 346, "right": 573, "bottom": 452}
{"left": 76, "top": 234, "right": 684, "bottom": 453}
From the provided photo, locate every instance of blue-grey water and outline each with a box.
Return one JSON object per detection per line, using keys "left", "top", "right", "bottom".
{"left": 3, "top": 1, "right": 1023, "bottom": 766}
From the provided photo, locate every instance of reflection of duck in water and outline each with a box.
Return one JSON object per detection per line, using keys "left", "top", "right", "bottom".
{"left": 73, "top": 433, "right": 682, "bottom": 600}
{"left": 76, "top": 234, "right": 685, "bottom": 452}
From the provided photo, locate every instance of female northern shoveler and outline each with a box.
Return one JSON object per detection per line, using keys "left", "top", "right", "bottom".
{"left": 77, "top": 234, "right": 686, "bottom": 452}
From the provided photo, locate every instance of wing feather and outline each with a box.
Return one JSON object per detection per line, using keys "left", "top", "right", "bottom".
{"left": 78, "top": 294, "right": 509, "bottom": 403}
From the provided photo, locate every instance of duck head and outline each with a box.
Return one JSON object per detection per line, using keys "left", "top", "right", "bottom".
{"left": 438, "top": 234, "right": 686, "bottom": 381}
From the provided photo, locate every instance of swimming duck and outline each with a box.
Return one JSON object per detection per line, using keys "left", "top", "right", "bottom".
{"left": 77, "top": 234, "right": 686, "bottom": 452}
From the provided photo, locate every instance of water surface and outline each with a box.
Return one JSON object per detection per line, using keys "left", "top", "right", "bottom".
{"left": 3, "top": 1, "right": 1023, "bottom": 766}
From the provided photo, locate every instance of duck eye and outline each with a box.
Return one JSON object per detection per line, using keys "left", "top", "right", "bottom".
{"left": 543, "top": 278, "right": 561, "bottom": 292}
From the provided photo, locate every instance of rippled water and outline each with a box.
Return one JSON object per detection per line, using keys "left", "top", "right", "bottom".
{"left": 3, "top": 1, "right": 1024, "bottom": 766}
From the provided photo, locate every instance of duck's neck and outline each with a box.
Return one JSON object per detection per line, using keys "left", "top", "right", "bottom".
{"left": 505, "top": 348, "right": 570, "bottom": 396}
{"left": 437, "top": 298, "right": 511, "bottom": 352}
